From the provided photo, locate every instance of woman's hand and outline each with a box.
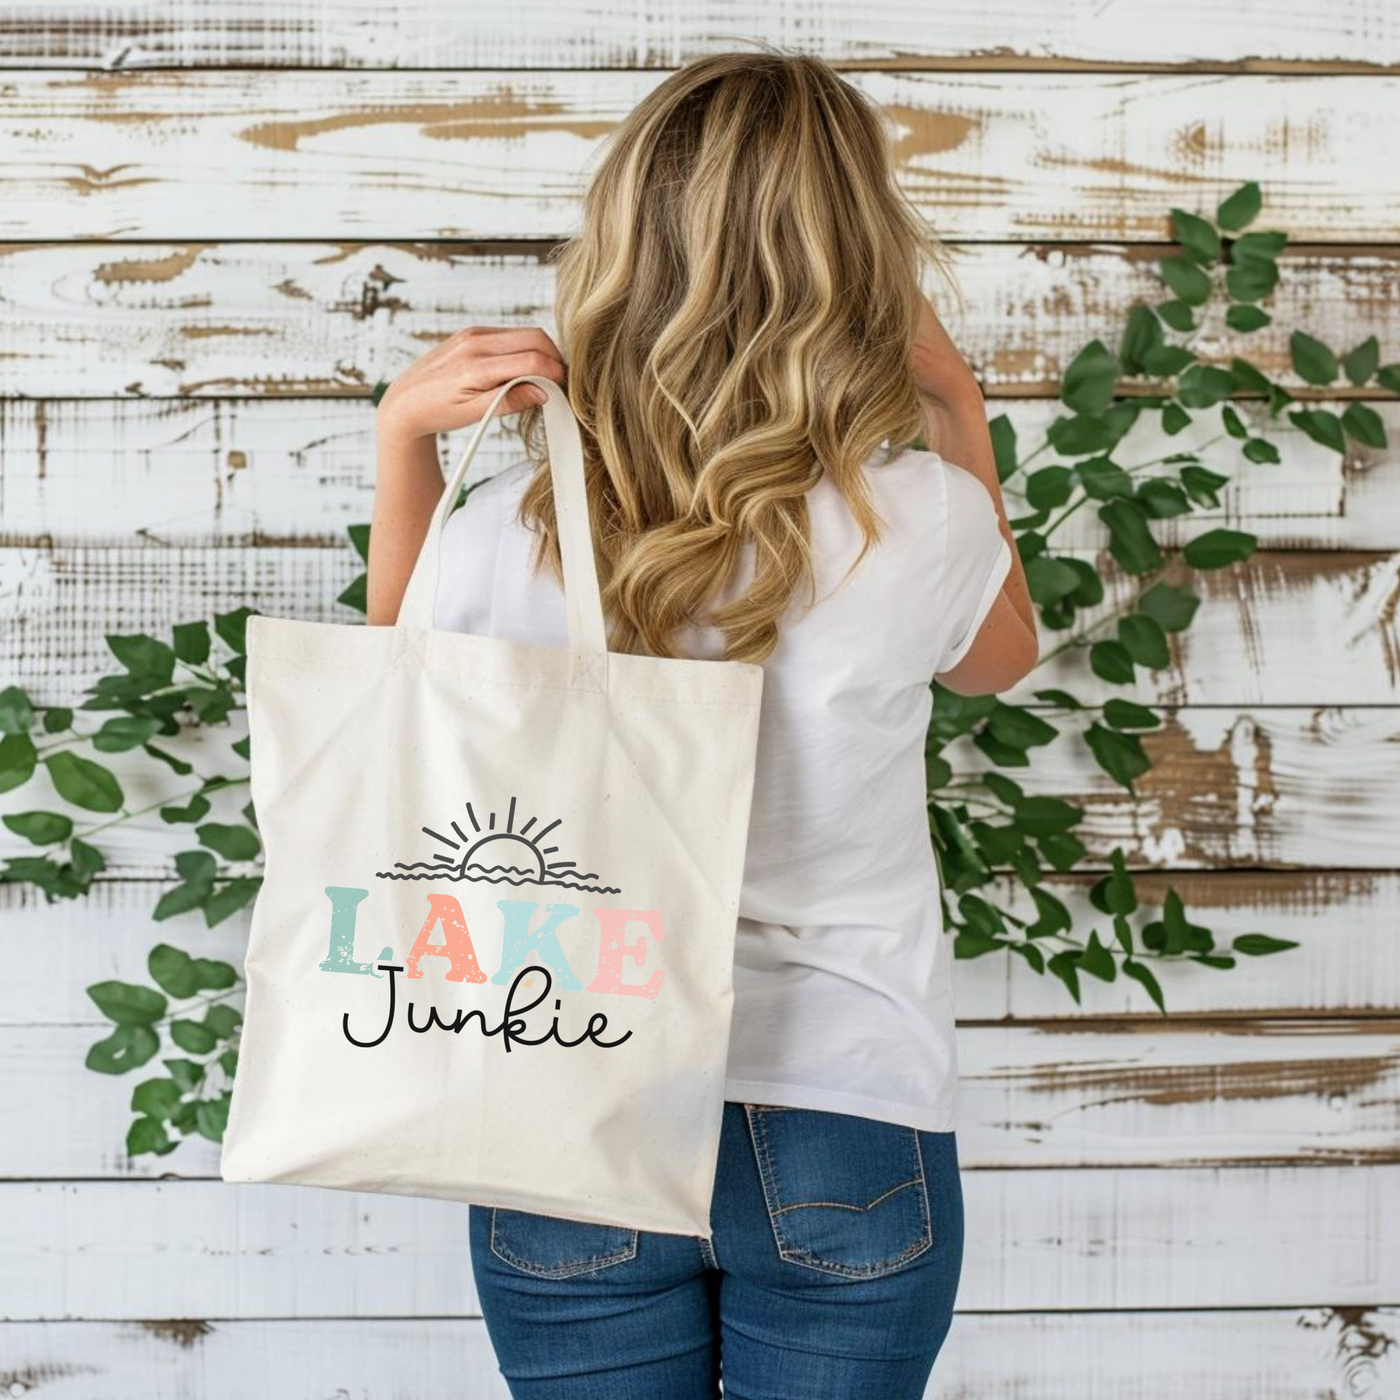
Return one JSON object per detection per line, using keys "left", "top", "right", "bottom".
{"left": 367, "top": 326, "right": 567, "bottom": 626}
{"left": 376, "top": 325, "right": 566, "bottom": 441}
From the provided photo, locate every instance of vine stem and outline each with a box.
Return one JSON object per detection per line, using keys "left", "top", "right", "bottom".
{"left": 73, "top": 775, "right": 250, "bottom": 843}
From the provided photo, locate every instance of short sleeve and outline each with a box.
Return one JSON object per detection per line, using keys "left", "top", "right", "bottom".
{"left": 935, "top": 462, "right": 1012, "bottom": 673}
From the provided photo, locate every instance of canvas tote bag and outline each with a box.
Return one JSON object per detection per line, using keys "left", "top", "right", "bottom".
{"left": 220, "top": 374, "right": 764, "bottom": 1240}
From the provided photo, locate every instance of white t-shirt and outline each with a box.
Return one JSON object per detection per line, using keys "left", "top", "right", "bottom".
{"left": 434, "top": 445, "right": 1012, "bottom": 1133}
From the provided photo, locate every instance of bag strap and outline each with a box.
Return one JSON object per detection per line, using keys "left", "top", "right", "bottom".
{"left": 396, "top": 374, "right": 609, "bottom": 692}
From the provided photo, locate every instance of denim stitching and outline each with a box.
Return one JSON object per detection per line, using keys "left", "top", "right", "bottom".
{"left": 487, "top": 1207, "right": 639, "bottom": 1280}
{"left": 745, "top": 1106, "right": 935, "bottom": 1280}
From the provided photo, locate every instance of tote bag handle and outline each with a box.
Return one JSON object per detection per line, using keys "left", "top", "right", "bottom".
{"left": 396, "top": 374, "right": 609, "bottom": 692}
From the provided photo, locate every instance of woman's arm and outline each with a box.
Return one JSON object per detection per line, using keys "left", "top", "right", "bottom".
{"left": 367, "top": 327, "right": 566, "bottom": 627}
{"left": 911, "top": 295, "right": 1039, "bottom": 693}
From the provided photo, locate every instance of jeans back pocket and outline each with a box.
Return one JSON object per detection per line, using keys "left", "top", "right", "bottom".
{"left": 488, "top": 1206, "right": 639, "bottom": 1280}
{"left": 744, "top": 1104, "right": 933, "bottom": 1279}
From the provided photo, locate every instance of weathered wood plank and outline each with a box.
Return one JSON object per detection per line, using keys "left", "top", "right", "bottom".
{"left": 5, "top": 871, "right": 1395, "bottom": 1027}
{"left": 4, "top": 1308, "right": 1397, "bottom": 1400}
{"left": 3, "top": 72, "right": 1400, "bottom": 240}
{"left": 2, "top": 242, "right": 1398, "bottom": 399}
{"left": 1, "top": 707, "right": 1396, "bottom": 871}
{"left": 6, "top": 1018, "right": 1396, "bottom": 1179}
{"left": 4, "top": 395, "right": 1397, "bottom": 550}
{"left": 4, "top": 3, "right": 1400, "bottom": 70}
{"left": 5, "top": 542, "right": 1399, "bottom": 706}
{"left": 3, "top": 1167, "right": 1395, "bottom": 1317}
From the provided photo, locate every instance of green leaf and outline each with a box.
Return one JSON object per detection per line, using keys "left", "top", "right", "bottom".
{"left": 1025, "top": 556, "right": 1081, "bottom": 606}
{"left": 175, "top": 849, "right": 218, "bottom": 882}
{"left": 204, "top": 877, "right": 262, "bottom": 928}
{"left": 1061, "top": 339, "right": 1119, "bottom": 416}
{"left": 1089, "top": 640, "right": 1136, "bottom": 685}
{"left": 153, "top": 879, "right": 214, "bottom": 922}
{"left": 1182, "top": 528, "right": 1256, "bottom": 569}
{"left": 131, "top": 1077, "right": 184, "bottom": 1120}
{"left": 204, "top": 1004, "right": 243, "bottom": 1039}
{"left": 1064, "top": 558, "right": 1104, "bottom": 607}
{"left": 164, "top": 1058, "right": 205, "bottom": 1093}
{"left": 170, "top": 1019, "right": 218, "bottom": 1054}
{"left": 1290, "top": 331, "right": 1338, "bottom": 386}
{"left": 1288, "top": 408, "right": 1345, "bottom": 453}
{"left": 1038, "top": 831, "right": 1088, "bottom": 871}
{"left": 0, "top": 732, "right": 38, "bottom": 794}
{"left": 1225, "top": 259, "right": 1278, "bottom": 303}
{"left": 987, "top": 703, "right": 1058, "bottom": 751}
{"left": 1158, "top": 255, "right": 1212, "bottom": 307}
{"left": 1033, "top": 689, "right": 1083, "bottom": 711}
{"left": 91, "top": 715, "right": 163, "bottom": 754}
{"left": 87, "top": 980, "right": 167, "bottom": 1026}
{"left": 1231, "top": 230, "right": 1286, "bottom": 261}
{"left": 192, "top": 958, "right": 238, "bottom": 991}
{"left": 1232, "top": 933, "right": 1301, "bottom": 956}
{"left": 1180, "top": 464, "right": 1231, "bottom": 508}
{"left": 172, "top": 620, "right": 212, "bottom": 666}
{"left": 1342, "top": 336, "right": 1380, "bottom": 386}
{"left": 219, "top": 1049, "right": 239, "bottom": 1077}
{"left": 1025, "top": 466, "right": 1075, "bottom": 511}
{"left": 1137, "top": 582, "right": 1200, "bottom": 632}
{"left": 1341, "top": 402, "right": 1387, "bottom": 449}
{"left": 1122, "top": 958, "right": 1167, "bottom": 1012}
{"left": 1136, "top": 478, "right": 1190, "bottom": 519}
{"left": 1161, "top": 402, "right": 1191, "bottom": 435}
{"left": 1118, "top": 614, "right": 1171, "bottom": 669}
{"left": 1230, "top": 358, "right": 1273, "bottom": 395}
{"left": 196, "top": 822, "right": 261, "bottom": 862}
{"left": 214, "top": 607, "right": 254, "bottom": 654}
{"left": 70, "top": 839, "right": 105, "bottom": 881}
{"left": 1015, "top": 795, "right": 1084, "bottom": 839}
{"left": 42, "top": 706, "right": 74, "bottom": 733}
{"left": 196, "top": 1096, "right": 232, "bottom": 1143}
{"left": 142, "top": 744, "right": 195, "bottom": 778}
{"left": 86, "top": 1024, "right": 160, "bottom": 1075}
{"left": 1079, "top": 930, "right": 1118, "bottom": 982}
{"left": 1377, "top": 365, "right": 1400, "bottom": 395}
{"left": 1084, "top": 723, "right": 1152, "bottom": 792}
{"left": 1119, "top": 305, "right": 1163, "bottom": 375}
{"left": 2, "top": 810, "right": 73, "bottom": 845}
{"left": 1242, "top": 437, "right": 1280, "bottom": 464}
{"left": 1177, "top": 364, "right": 1235, "bottom": 409}
{"left": 1216, "top": 181, "right": 1261, "bottom": 231}
{"left": 1170, "top": 208, "right": 1221, "bottom": 264}
{"left": 1141, "top": 343, "right": 1195, "bottom": 377}
{"left": 149, "top": 944, "right": 201, "bottom": 998}
{"left": 1221, "top": 405, "right": 1247, "bottom": 439}
{"left": 988, "top": 414, "right": 1018, "bottom": 482}
{"left": 126, "top": 1115, "right": 175, "bottom": 1157}
{"left": 160, "top": 794, "right": 212, "bottom": 825}
{"left": 1046, "top": 950, "right": 1082, "bottom": 1004}
{"left": 44, "top": 752, "right": 124, "bottom": 813}
{"left": 1157, "top": 300, "right": 1194, "bottom": 332}
{"left": 337, "top": 573, "right": 368, "bottom": 615}
{"left": 1092, "top": 849, "right": 1138, "bottom": 916}
{"left": 1103, "top": 698, "right": 1161, "bottom": 731}
{"left": 1098, "top": 499, "right": 1162, "bottom": 574}
{"left": 347, "top": 521, "right": 372, "bottom": 563}
{"left": 1225, "top": 303, "right": 1270, "bottom": 332}
{"left": 106, "top": 633, "right": 176, "bottom": 683}
{"left": 1047, "top": 414, "right": 1117, "bottom": 457}
{"left": 0, "top": 685, "right": 34, "bottom": 735}
{"left": 1026, "top": 886, "right": 1073, "bottom": 939}
{"left": 1077, "top": 458, "right": 1134, "bottom": 500}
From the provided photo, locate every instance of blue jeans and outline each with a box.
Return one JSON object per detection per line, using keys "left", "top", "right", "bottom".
{"left": 468, "top": 1101, "right": 965, "bottom": 1398}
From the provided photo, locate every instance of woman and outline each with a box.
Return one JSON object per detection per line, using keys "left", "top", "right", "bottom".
{"left": 368, "top": 49, "right": 1037, "bottom": 1400}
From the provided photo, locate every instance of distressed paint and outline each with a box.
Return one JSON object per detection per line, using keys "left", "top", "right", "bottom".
{"left": 3, "top": 72, "right": 1400, "bottom": 239}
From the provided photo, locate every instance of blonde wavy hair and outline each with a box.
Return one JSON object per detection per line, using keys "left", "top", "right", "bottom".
{"left": 514, "top": 49, "right": 950, "bottom": 664}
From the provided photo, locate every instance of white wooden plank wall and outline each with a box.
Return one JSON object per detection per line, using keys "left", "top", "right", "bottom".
{"left": 0, "top": 7, "right": 1397, "bottom": 1397}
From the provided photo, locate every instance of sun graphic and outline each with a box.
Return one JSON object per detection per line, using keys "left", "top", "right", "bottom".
{"left": 375, "top": 795, "right": 622, "bottom": 895}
